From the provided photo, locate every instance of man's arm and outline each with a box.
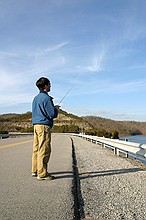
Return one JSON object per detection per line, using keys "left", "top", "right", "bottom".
{"left": 45, "top": 97, "right": 59, "bottom": 119}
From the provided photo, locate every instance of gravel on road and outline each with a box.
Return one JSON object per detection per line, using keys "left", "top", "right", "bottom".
{"left": 71, "top": 136, "right": 146, "bottom": 220}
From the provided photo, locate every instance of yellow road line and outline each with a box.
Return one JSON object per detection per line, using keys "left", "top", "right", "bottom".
{"left": 0, "top": 140, "right": 33, "bottom": 149}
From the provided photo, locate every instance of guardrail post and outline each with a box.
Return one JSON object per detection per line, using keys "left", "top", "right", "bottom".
{"left": 102, "top": 143, "right": 105, "bottom": 148}
{"left": 114, "top": 147, "right": 117, "bottom": 155}
{"left": 125, "top": 152, "right": 129, "bottom": 158}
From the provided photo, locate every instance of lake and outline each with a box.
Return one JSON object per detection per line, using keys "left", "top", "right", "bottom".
{"left": 120, "top": 135, "right": 146, "bottom": 164}
{"left": 120, "top": 135, "right": 146, "bottom": 144}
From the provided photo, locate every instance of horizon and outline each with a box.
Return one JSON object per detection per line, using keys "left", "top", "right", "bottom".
{"left": 0, "top": 109, "right": 146, "bottom": 123}
{"left": 0, "top": 0, "right": 146, "bottom": 121}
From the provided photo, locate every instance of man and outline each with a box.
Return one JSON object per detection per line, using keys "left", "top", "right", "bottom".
{"left": 32, "top": 77, "right": 59, "bottom": 180}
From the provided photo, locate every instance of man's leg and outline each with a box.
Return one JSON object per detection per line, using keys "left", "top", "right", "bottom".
{"left": 32, "top": 125, "right": 39, "bottom": 174}
{"left": 37, "top": 125, "right": 51, "bottom": 177}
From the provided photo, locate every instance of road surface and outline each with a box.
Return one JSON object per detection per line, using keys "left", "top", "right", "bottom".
{"left": 0, "top": 134, "right": 146, "bottom": 220}
{"left": 0, "top": 134, "right": 74, "bottom": 220}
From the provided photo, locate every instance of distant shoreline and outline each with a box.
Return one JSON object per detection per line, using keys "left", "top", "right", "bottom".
{"left": 120, "top": 135, "right": 146, "bottom": 144}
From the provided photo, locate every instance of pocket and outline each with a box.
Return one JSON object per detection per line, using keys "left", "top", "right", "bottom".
{"left": 36, "top": 125, "right": 45, "bottom": 138}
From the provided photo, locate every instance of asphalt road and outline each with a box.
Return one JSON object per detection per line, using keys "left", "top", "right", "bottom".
{"left": 1, "top": 134, "right": 145, "bottom": 220}
{"left": 0, "top": 134, "right": 74, "bottom": 220}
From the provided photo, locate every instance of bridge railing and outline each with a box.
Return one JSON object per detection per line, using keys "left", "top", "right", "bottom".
{"left": 73, "top": 134, "right": 146, "bottom": 162}
{"left": 0, "top": 133, "right": 33, "bottom": 139}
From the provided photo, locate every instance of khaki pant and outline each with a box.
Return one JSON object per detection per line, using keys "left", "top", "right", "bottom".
{"left": 32, "top": 124, "right": 51, "bottom": 177}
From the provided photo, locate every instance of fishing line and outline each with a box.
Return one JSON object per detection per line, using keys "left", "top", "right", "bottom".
{"left": 58, "top": 85, "right": 74, "bottom": 105}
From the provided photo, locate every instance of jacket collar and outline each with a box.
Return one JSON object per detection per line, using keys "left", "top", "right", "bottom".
{"left": 40, "top": 89, "right": 48, "bottom": 94}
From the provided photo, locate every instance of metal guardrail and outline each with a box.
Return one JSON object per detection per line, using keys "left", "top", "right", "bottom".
{"left": 0, "top": 133, "right": 33, "bottom": 139}
{"left": 74, "top": 134, "right": 146, "bottom": 162}
{"left": 0, "top": 134, "right": 9, "bottom": 139}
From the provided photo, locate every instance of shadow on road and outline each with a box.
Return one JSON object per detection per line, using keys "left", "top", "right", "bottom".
{"left": 50, "top": 167, "right": 144, "bottom": 180}
{"left": 50, "top": 171, "right": 73, "bottom": 179}
{"left": 79, "top": 167, "right": 144, "bottom": 179}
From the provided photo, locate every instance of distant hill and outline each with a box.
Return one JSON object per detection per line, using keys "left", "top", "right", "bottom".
{"left": 0, "top": 110, "right": 92, "bottom": 133}
{"left": 0, "top": 109, "right": 146, "bottom": 135}
{"left": 82, "top": 116, "right": 146, "bottom": 136}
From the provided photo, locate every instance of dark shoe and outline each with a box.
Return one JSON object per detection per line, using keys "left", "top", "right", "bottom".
{"left": 32, "top": 172, "right": 37, "bottom": 177}
{"left": 37, "top": 173, "right": 55, "bottom": 181}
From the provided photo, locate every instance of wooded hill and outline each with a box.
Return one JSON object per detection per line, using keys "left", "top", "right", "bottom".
{"left": 82, "top": 116, "right": 146, "bottom": 136}
{"left": 0, "top": 109, "right": 146, "bottom": 136}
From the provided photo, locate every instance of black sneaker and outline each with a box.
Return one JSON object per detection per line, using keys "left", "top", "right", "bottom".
{"left": 32, "top": 172, "right": 37, "bottom": 177}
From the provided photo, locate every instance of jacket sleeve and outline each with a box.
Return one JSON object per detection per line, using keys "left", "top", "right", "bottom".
{"left": 44, "top": 96, "right": 58, "bottom": 119}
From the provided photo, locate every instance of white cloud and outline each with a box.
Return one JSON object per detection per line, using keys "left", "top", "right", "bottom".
{"left": 126, "top": 64, "right": 146, "bottom": 70}
{"left": 0, "top": 93, "right": 32, "bottom": 105}
{"left": 35, "top": 41, "right": 69, "bottom": 56}
{"left": 0, "top": 70, "right": 34, "bottom": 107}
{"left": 44, "top": 41, "right": 69, "bottom": 53}
{"left": 0, "top": 71, "right": 20, "bottom": 89}
{"left": 0, "top": 41, "right": 69, "bottom": 81}
{"left": 109, "top": 80, "right": 146, "bottom": 93}
{"left": 61, "top": 78, "right": 146, "bottom": 100}
{"left": 0, "top": 51, "right": 18, "bottom": 60}
{"left": 75, "top": 49, "right": 105, "bottom": 72}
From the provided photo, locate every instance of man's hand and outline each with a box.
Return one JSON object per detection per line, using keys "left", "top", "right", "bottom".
{"left": 54, "top": 105, "right": 60, "bottom": 110}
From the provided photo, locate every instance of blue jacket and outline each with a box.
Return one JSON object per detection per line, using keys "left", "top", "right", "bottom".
{"left": 32, "top": 90, "right": 58, "bottom": 127}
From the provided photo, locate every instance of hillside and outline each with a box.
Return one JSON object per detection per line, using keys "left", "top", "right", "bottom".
{"left": 0, "top": 109, "right": 146, "bottom": 136}
{"left": 0, "top": 110, "right": 92, "bottom": 133}
{"left": 82, "top": 116, "right": 146, "bottom": 136}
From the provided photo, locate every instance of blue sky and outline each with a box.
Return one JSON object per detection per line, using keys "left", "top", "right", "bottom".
{"left": 0, "top": 0, "right": 146, "bottom": 121}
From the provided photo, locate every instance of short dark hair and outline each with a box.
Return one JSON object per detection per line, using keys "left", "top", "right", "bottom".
{"left": 36, "top": 77, "right": 50, "bottom": 89}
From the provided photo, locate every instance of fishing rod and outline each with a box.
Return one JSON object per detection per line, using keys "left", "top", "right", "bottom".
{"left": 58, "top": 85, "right": 74, "bottom": 105}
